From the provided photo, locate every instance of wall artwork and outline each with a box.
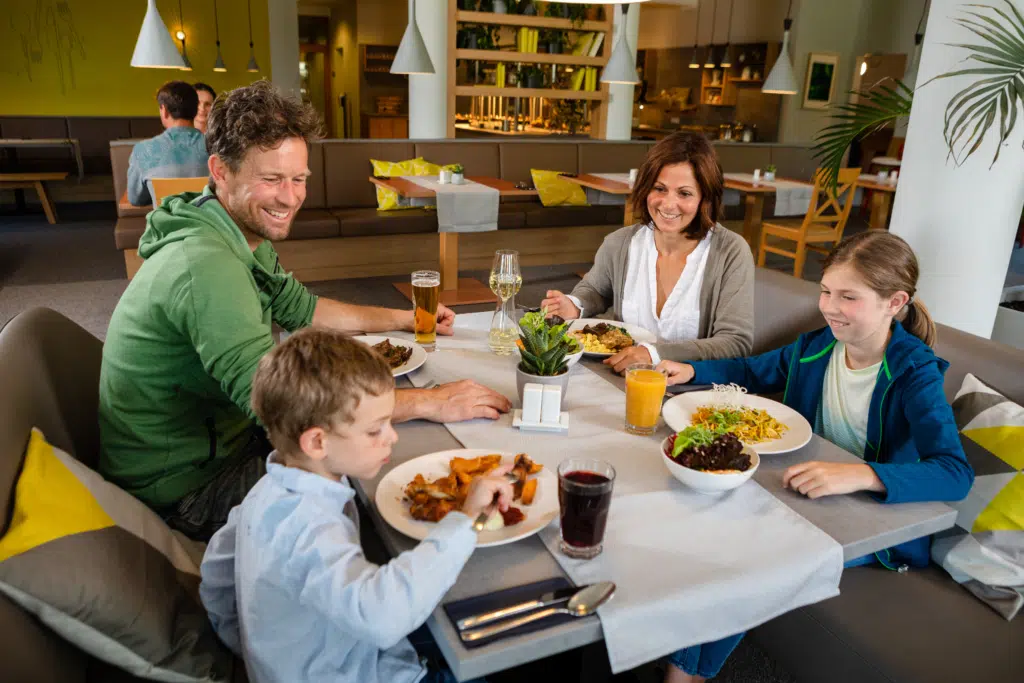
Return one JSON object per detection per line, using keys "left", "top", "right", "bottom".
{"left": 802, "top": 52, "right": 838, "bottom": 109}
{"left": 3, "top": 0, "right": 87, "bottom": 95}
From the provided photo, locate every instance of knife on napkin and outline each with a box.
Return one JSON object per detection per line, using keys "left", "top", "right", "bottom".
{"left": 456, "top": 584, "right": 581, "bottom": 631}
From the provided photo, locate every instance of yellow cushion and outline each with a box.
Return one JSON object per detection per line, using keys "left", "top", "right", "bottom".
{"left": 531, "top": 169, "right": 588, "bottom": 207}
{"left": 371, "top": 157, "right": 421, "bottom": 210}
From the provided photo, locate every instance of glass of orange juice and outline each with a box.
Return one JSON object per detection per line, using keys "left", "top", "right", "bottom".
{"left": 625, "top": 363, "right": 667, "bottom": 436}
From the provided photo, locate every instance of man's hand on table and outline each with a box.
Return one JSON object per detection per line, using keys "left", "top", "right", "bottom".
{"left": 400, "top": 303, "right": 456, "bottom": 336}
{"left": 392, "top": 380, "right": 511, "bottom": 423}
{"left": 605, "top": 345, "right": 652, "bottom": 374}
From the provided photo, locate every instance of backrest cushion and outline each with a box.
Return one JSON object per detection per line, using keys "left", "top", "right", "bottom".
{"left": 931, "top": 374, "right": 1024, "bottom": 620}
{"left": 304, "top": 141, "right": 326, "bottom": 209}
{"left": 414, "top": 141, "right": 500, "bottom": 177}
{"left": 715, "top": 144, "right": 772, "bottom": 174}
{"left": 110, "top": 142, "right": 151, "bottom": 216}
{"left": 577, "top": 142, "right": 651, "bottom": 174}
{"left": 0, "top": 430, "right": 233, "bottom": 681}
{"left": 324, "top": 141, "right": 415, "bottom": 208}
{"left": 500, "top": 142, "right": 578, "bottom": 185}
{"left": 67, "top": 117, "right": 132, "bottom": 175}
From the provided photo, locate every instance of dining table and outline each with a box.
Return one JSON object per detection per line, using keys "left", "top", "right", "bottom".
{"left": 0, "top": 138, "right": 84, "bottom": 181}
{"left": 350, "top": 312, "right": 958, "bottom": 682}
{"left": 856, "top": 175, "right": 898, "bottom": 231}
{"left": 368, "top": 175, "right": 538, "bottom": 306}
{"left": 559, "top": 173, "right": 634, "bottom": 226}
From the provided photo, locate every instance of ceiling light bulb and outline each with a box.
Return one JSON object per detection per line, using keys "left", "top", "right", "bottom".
{"left": 176, "top": 30, "right": 185, "bottom": 40}
{"left": 860, "top": 61, "right": 867, "bottom": 76}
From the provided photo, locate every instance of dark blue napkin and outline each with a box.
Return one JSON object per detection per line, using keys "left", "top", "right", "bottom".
{"left": 443, "top": 577, "right": 581, "bottom": 649}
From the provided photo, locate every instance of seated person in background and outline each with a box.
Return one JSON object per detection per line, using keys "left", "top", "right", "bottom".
{"left": 193, "top": 82, "right": 216, "bottom": 134}
{"left": 100, "top": 81, "right": 509, "bottom": 542}
{"left": 542, "top": 132, "right": 754, "bottom": 374}
{"left": 656, "top": 231, "right": 973, "bottom": 683}
{"left": 200, "top": 327, "right": 508, "bottom": 683}
{"left": 127, "top": 80, "right": 209, "bottom": 206}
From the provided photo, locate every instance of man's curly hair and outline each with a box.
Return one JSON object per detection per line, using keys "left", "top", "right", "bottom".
{"left": 206, "top": 80, "right": 323, "bottom": 172}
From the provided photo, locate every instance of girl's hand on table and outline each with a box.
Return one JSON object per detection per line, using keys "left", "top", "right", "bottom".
{"left": 783, "top": 462, "right": 886, "bottom": 499}
{"left": 655, "top": 361, "right": 695, "bottom": 386}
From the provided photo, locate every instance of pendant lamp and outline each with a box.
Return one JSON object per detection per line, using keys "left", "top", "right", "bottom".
{"left": 213, "top": 0, "right": 227, "bottom": 72}
{"left": 246, "top": 0, "right": 260, "bottom": 72}
{"left": 704, "top": 0, "right": 717, "bottom": 68}
{"left": 131, "top": 0, "right": 186, "bottom": 69}
{"left": 719, "top": 0, "right": 733, "bottom": 68}
{"left": 689, "top": 0, "right": 702, "bottom": 69}
{"left": 176, "top": 0, "right": 192, "bottom": 71}
{"left": 601, "top": 5, "right": 640, "bottom": 85}
{"left": 762, "top": 0, "right": 797, "bottom": 94}
{"left": 391, "top": 0, "right": 435, "bottom": 75}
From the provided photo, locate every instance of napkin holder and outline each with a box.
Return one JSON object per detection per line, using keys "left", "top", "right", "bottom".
{"left": 513, "top": 383, "right": 569, "bottom": 434}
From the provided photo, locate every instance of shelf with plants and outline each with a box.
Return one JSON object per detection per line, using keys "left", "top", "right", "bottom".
{"left": 448, "top": 0, "right": 613, "bottom": 137}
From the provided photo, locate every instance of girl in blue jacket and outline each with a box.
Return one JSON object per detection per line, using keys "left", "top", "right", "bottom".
{"left": 657, "top": 231, "right": 973, "bottom": 683}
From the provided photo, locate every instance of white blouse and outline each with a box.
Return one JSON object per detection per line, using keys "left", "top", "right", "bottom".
{"left": 621, "top": 225, "right": 712, "bottom": 363}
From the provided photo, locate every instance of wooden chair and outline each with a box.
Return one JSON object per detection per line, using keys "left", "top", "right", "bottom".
{"left": 150, "top": 176, "right": 209, "bottom": 206}
{"left": 758, "top": 168, "right": 861, "bottom": 279}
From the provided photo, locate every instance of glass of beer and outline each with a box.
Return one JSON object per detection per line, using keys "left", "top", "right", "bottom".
{"left": 625, "top": 363, "right": 667, "bottom": 436}
{"left": 411, "top": 270, "right": 440, "bottom": 351}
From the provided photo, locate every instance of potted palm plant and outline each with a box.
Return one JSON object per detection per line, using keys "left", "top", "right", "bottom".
{"left": 810, "top": 1, "right": 1023, "bottom": 193}
{"left": 516, "top": 309, "right": 575, "bottom": 409}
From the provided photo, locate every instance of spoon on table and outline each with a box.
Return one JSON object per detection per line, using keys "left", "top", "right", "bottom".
{"left": 460, "top": 581, "right": 616, "bottom": 642}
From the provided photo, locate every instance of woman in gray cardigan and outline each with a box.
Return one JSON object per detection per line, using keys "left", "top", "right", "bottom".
{"left": 542, "top": 132, "right": 754, "bottom": 373}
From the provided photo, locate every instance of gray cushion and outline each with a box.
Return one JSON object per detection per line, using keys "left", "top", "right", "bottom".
{"left": 522, "top": 205, "right": 617, "bottom": 228}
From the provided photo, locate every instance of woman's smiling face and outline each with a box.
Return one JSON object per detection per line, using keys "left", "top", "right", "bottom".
{"left": 646, "top": 162, "right": 702, "bottom": 235}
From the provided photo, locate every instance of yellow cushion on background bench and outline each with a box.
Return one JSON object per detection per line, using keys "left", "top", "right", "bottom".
{"left": 371, "top": 157, "right": 421, "bottom": 210}
{"left": 531, "top": 169, "right": 588, "bottom": 207}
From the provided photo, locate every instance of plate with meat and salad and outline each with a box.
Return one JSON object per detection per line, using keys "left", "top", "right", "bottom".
{"left": 567, "top": 319, "right": 656, "bottom": 357}
{"left": 355, "top": 336, "right": 426, "bottom": 378}
{"left": 661, "top": 383, "right": 812, "bottom": 455}
{"left": 374, "top": 449, "right": 558, "bottom": 548}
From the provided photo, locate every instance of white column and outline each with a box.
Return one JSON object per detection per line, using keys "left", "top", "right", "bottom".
{"left": 408, "top": 0, "right": 447, "bottom": 139}
{"left": 267, "top": 0, "right": 301, "bottom": 99}
{"left": 603, "top": 4, "right": 642, "bottom": 140}
{"left": 889, "top": 0, "right": 1024, "bottom": 338}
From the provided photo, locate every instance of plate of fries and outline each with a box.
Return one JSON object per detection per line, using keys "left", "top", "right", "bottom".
{"left": 374, "top": 449, "right": 559, "bottom": 547}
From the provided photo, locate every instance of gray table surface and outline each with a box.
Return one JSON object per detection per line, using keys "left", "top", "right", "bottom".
{"left": 350, "top": 358, "right": 956, "bottom": 681}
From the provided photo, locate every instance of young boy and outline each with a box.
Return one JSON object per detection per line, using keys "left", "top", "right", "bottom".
{"left": 199, "top": 327, "right": 513, "bottom": 683}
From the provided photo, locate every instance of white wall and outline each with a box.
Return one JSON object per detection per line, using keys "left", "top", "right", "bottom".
{"left": 268, "top": 0, "right": 301, "bottom": 98}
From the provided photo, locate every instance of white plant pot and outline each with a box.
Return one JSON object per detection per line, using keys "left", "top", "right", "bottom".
{"left": 993, "top": 285, "right": 1024, "bottom": 350}
{"left": 763, "top": 171, "right": 776, "bottom": 182}
{"left": 493, "top": 0, "right": 507, "bottom": 13}
{"left": 515, "top": 366, "right": 570, "bottom": 410}
{"left": 451, "top": 172, "right": 465, "bottom": 185}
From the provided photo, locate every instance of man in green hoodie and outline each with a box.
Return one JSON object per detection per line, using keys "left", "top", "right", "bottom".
{"left": 99, "top": 81, "right": 510, "bottom": 540}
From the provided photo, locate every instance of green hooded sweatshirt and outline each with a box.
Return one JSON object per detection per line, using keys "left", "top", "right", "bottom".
{"left": 98, "top": 188, "right": 318, "bottom": 508}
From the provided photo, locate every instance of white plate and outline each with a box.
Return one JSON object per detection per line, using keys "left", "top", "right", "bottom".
{"left": 374, "top": 448, "right": 559, "bottom": 548}
{"left": 661, "top": 391, "right": 813, "bottom": 455}
{"left": 354, "top": 335, "right": 426, "bottom": 378}
{"left": 567, "top": 318, "right": 657, "bottom": 357}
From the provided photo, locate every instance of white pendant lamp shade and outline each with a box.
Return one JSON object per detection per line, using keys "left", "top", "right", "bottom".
{"left": 391, "top": 0, "right": 435, "bottom": 74}
{"left": 601, "top": 8, "right": 639, "bottom": 85}
{"left": 131, "top": 0, "right": 186, "bottom": 69}
{"left": 689, "top": 47, "right": 700, "bottom": 69}
{"left": 762, "top": 20, "right": 797, "bottom": 95}
{"left": 247, "top": 45, "right": 260, "bottom": 73}
{"left": 213, "top": 45, "right": 227, "bottom": 72}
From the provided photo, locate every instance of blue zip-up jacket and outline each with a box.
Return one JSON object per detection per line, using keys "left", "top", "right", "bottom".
{"left": 690, "top": 322, "right": 973, "bottom": 567}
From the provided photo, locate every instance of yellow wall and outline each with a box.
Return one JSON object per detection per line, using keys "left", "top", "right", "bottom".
{"left": 0, "top": 0, "right": 272, "bottom": 117}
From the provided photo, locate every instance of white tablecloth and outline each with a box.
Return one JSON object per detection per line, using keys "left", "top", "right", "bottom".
{"left": 404, "top": 176, "right": 499, "bottom": 233}
{"left": 723, "top": 173, "right": 815, "bottom": 217}
{"left": 399, "top": 312, "right": 844, "bottom": 673}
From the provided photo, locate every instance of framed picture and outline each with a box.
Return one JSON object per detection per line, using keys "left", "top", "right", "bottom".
{"left": 803, "top": 52, "right": 839, "bottom": 109}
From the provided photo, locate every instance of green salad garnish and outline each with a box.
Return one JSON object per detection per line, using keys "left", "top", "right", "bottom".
{"left": 670, "top": 423, "right": 732, "bottom": 458}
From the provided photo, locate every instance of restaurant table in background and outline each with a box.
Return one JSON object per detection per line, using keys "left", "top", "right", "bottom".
{"left": 0, "top": 138, "right": 84, "bottom": 181}
{"left": 560, "top": 173, "right": 634, "bottom": 226}
{"left": 368, "top": 175, "right": 537, "bottom": 306}
{"left": 722, "top": 174, "right": 815, "bottom": 252}
{"left": 351, "top": 312, "right": 957, "bottom": 681}
{"left": 856, "top": 174, "right": 898, "bottom": 231}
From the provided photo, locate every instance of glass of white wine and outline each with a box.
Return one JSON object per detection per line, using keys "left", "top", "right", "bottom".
{"left": 488, "top": 249, "right": 522, "bottom": 355}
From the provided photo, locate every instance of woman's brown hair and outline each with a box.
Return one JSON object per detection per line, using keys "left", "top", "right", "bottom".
{"left": 630, "top": 132, "right": 723, "bottom": 240}
{"left": 822, "top": 232, "right": 937, "bottom": 346}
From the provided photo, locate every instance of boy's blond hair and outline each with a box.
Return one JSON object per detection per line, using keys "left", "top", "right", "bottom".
{"left": 251, "top": 327, "right": 394, "bottom": 455}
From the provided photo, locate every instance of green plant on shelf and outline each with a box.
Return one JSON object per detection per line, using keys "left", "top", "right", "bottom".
{"left": 539, "top": 29, "right": 567, "bottom": 53}
{"left": 458, "top": 24, "right": 499, "bottom": 51}
{"left": 551, "top": 99, "right": 587, "bottom": 135}
{"left": 545, "top": 3, "right": 589, "bottom": 28}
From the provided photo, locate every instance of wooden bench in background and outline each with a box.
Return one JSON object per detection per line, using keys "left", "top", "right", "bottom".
{"left": 0, "top": 172, "right": 69, "bottom": 224}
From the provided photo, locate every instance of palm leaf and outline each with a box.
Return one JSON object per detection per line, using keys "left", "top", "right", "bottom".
{"left": 920, "top": 1, "right": 1024, "bottom": 166}
{"left": 810, "top": 78, "right": 913, "bottom": 194}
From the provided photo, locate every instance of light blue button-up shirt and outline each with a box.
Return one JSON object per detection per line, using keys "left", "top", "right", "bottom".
{"left": 127, "top": 126, "right": 209, "bottom": 206}
{"left": 199, "top": 454, "right": 478, "bottom": 683}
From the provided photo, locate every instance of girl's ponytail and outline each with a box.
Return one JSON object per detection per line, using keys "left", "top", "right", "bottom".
{"left": 897, "top": 299, "right": 936, "bottom": 347}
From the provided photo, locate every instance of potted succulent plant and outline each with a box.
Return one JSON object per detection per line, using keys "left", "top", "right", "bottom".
{"left": 515, "top": 309, "right": 574, "bottom": 409}
{"left": 522, "top": 65, "right": 545, "bottom": 89}
{"left": 450, "top": 163, "right": 465, "bottom": 184}
{"left": 540, "top": 29, "right": 565, "bottom": 54}
{"left": 763, "top": 164, "right": 777, "bottom": 182}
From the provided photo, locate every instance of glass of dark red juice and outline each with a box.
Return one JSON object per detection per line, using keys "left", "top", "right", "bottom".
{"left": 557, "top": 459, "right": 616, "bottom": 559}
